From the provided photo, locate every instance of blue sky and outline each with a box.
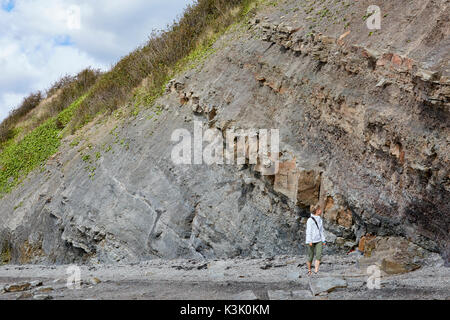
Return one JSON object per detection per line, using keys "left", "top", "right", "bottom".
{"left": 0, "top": 0, "right": 194, "bottom": 121}
{"left": 1, "top": 0, "right": 14, "bottom": 11}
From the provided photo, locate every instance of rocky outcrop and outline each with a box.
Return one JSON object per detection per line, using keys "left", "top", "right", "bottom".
{"left": 0, "top": 0, "right": 448, "bottom": 265}
{"left": 358, "top": 236, "right": 427, "bottom": 275}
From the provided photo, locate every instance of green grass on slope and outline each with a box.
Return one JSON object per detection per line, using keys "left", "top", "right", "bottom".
{"left": 0, "top": 95, "right": 86, "bottom": 196}
{"left": 0, "top": 0, "right": 266, "bottom": 197}
{"left": 67, "top": 0, "right": 260, "bottom": 132}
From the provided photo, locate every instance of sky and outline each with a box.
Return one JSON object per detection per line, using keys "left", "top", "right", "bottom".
{"left": 0, "top": 0, "right": 194, "bottom": 121}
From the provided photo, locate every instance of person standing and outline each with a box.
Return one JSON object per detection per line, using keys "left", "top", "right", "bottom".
{"left": 306, "top": 205, "right": 326, "bottom": 275}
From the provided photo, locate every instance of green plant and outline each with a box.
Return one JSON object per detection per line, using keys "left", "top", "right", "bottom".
{"left": 132, "top": 106, "right": 140, "bottom": 117}
{"left": 1, "top": 242, "right": 11, "bottom": 265}
{"left": 0, "top": 96, "right": 88, "bottom": 196}
{"left": 70, "top": 137, "right": 82, "bottom": 147}
{"left": 56, "top": 94, "right": 88, "bottom": 132}
{"left": 317, "top": 8, "right": 329, "bottom": 17}
{"left": 13, "top": 201, "right": 24, "bottom": 210}
{"left": 362, "top": 10, "right": 375, "bottom": 21}
{"left": 67, "top": 0, "right": 258, "bottom": 132}
{"left": 0, "top": 0, "right": 259, "bottom": 196}
{"left": 82, "top": 154, "right": 91, "bottom": 162}
{"left": 0, "top": 119, "right": 60, "bottom": 194}
{"left": 0, "top": 91, "right": 42, "bottom": 143}
{"left": 0, "top": 68, "right": 100, "bottom": 146}
{"left": 83, "top": 165, "right": 97, "bottom": 179}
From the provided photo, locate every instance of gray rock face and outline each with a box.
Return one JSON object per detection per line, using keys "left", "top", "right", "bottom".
{"left": 0, "top": 0, "right": 448, "bottom": 265}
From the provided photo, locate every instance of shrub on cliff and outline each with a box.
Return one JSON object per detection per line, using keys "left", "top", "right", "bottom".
{"left": 68, "top": 0, "right": 254, "bottom": 131}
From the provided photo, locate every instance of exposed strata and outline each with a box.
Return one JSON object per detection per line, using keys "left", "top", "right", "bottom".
{"left": 0, "top": 0, "right": 448, "bottom": 267}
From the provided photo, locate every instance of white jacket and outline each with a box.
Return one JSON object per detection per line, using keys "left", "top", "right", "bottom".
{"left": 305, "top": 214, "right": 326, "bottom": 244}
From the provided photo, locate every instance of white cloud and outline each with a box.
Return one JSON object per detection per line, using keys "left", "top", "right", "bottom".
{"left": 0, "top": 93, "right": 23, "bottom": 120}
{"left": 0, "top": 0, "right": 193, "bottom": 121}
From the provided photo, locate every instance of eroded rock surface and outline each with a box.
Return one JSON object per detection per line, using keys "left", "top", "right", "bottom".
{"left": 0, "top": 0, "right": 448, "bottom": 266}
{"left": 358, "top": 236, "right": 428, "bottom": 275}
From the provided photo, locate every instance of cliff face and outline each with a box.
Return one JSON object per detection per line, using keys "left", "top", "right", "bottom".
{"left": 0, "top": 0, "right": 449, "bottom": 265}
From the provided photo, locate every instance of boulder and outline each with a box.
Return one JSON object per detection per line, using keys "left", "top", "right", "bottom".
{"left": 358, "top": 236, "right": 425, "bottom": 274}
{"left": 35, "top": 286, "right": 54, "bottom": 293}
{"left": 16, "top": 292, "right": 33, "bottom": 300}
{"left": 4, "top": 282, "right": 31, "bottom": 293}
{"left": 324, "top": 231, "right": 337, "bottom": 244}
{"left": 232, "top": 290, "right": 258, "bottom": 300}
{"left": 309, "top": 277, "right": 347, "bottom": 296}
{"left": 358, "top": 235, "right": 376, "bottom": 252}
{"left": 286, "top": 271, "right": 301, "bottom": 281}
{"left": 30, "top": 280, "right": 43, "bottom": 287}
